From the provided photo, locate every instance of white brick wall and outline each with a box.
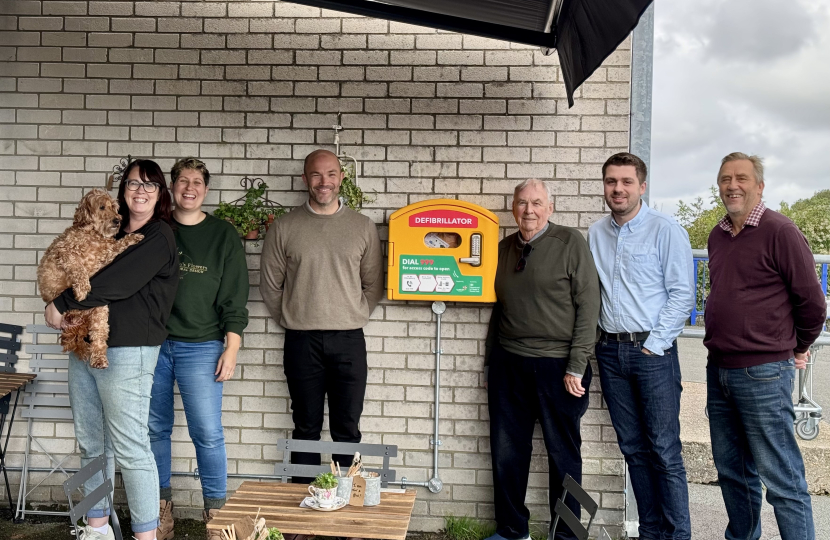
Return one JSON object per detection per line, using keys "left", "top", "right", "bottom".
{"left": 0, "top": 1, "right": 628, "bottom": 534}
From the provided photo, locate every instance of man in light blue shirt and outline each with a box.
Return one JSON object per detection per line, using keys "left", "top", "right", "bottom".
{"left": 588, "top": 153, "right": 695, "bottom": 540}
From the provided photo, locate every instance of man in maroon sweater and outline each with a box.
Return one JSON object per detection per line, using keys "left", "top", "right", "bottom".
{"left": 704, "top": 152, "right": 827, "bottom": 540}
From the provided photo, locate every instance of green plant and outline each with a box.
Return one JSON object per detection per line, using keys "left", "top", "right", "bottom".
{"left": 311, "top": 472, "right": 338, "bottom": 489}
{"left": 213, "top": 181, "right": 286, "bottom": 240}
{"left": 675, "top": 186, "right": 726, "bottom": 249}
{"left": 442, "top": 515, "right": 495, "bottom": 540}
{"left": 267, "top": 527, "right": 284, "bottom": 540}
{"left": 340, "top": 162, "right": 374, "bottom": 211}
{"left": 529, "top": 522, "right": 550, "bottom": 540}
{"left": 779, "top": 189, "right": 830, "bottom": 255}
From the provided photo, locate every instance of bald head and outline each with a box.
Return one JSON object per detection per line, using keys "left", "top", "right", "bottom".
{"left": 302, "top": 149, "right": 344, "bottom": 214}
{"left": 304, "top": 149, "right": 341, "bottom": 176}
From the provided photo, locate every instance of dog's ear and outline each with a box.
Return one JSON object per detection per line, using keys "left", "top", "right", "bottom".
{"left": 72, "top": 191, "right": 97, "bottom": 228}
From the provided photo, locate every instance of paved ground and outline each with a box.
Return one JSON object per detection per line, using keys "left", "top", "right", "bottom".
{"left": 689, "top": 483, "right": 830, "bottom": 540}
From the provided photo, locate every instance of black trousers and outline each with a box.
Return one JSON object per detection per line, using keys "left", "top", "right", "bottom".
{"left": 488, "top": 345, "right": 592, "bottom": 540}
{"left": 283, "top": 328, "right": 368, "bottom": 482}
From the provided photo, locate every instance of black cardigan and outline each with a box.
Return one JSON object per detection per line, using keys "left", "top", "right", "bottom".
{"left": 53, "top": 220, "right": 179, "bottom": 347}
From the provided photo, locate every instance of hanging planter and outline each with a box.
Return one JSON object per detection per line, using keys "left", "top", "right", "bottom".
{"left": 332, "top": 115, "right": 374, "bottom": 211}
{"left": 213, "top": 177, "right": 286, "bottom": 244}
{"left": 340, "top": 161, "right": 374, "bottom": 211}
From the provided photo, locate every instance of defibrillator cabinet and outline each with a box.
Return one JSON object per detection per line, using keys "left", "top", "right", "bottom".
{"left": 387, "top": 199, "right": 498, "bottom": 302}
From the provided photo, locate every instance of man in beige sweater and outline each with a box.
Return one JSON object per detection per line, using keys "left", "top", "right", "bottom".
{"left": 260, "top": 149, "right": 384, "bottom": 480}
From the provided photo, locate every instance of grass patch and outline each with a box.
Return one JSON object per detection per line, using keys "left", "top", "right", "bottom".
{"left": 442, "top": 514, "right": 550, "bottom": 540}
{"left": 529, "top": 522, "right": 549, "bottom": 540}
{"left": 443, "top": 515, "right": 496, "bottom": 540}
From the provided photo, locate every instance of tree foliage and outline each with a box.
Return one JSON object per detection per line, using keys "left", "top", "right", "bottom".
{"left": 676, "top": 188, "right": 830, "bottom": 254}
{"left": 779, "top": 189, "right": 830, "bottom": 255}
{"left": 675, "top": 187, "right": 725, "bottom": 249}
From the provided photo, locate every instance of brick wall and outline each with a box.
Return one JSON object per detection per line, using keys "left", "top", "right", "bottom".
{"left": 0, "top": 0, "right": 629, "bottom": 534}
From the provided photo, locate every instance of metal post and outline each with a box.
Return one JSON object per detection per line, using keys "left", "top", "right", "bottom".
{"left": 629, "top": 2, "right": 654, "bottom": 206}
{"left": 625, "top": 3, "right": 654, "bottom": 535}
{"left": 428, "top": 301, "right": 445, "bottom": 493}
{"left": 400, "top": 301, "right": 446, "bottom": 492}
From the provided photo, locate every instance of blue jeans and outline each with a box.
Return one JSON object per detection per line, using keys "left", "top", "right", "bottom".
{"left": 707, "top": 359, "right": 814, "bottom": 540}
{"left": 596, "top": 339, "right": 690, "bottom": 540}
{"left": 67, "top": 347, "right": 160, "bottom": 534}
{"left": 149, "top": 339, "right": 227, "bottom": 500}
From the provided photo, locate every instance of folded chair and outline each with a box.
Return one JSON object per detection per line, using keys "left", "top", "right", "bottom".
{"left": 275, "top": 438, "right": 397, "bottom": 487}
{"left": 548, "top": 473, "right": 612, "bottom": 540}
{"left": 63, "top": 453, "right": 123, "bottom": 540}
{"left": 15, "top": 325, "right": 75, "bottom": 521}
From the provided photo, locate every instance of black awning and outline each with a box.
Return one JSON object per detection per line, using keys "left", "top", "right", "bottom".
{"left": 285, "top": 0, "right": 653, "bottom": 106}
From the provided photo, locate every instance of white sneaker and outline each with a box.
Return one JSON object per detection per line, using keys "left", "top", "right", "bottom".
{"left": 77, "top": 524, "right": 116, "bottom": 540}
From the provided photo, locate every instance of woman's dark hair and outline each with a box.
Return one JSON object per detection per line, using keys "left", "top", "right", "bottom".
{"left": 118, "top": 159, "right": 174, "bottom": 231}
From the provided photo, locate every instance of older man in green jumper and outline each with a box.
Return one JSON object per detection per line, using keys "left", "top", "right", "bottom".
{"left": 485, "top": 178, "right": 601, "bottom": 540}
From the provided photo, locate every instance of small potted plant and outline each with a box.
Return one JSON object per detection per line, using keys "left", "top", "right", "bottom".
{"left": 307, "top": 472, "right": 339, "bottom": 508}
{"left": 213, "top": 181, "right": 285, "bottom": 242}
{"left": 267, "top": 528, "right": 284, "bottom": 540}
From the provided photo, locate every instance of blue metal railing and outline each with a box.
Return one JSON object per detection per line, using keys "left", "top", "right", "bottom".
{"left": 689, "top": 249, "right": 830, "bottom": 328}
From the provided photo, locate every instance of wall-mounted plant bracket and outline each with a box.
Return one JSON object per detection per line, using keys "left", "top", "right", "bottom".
{"left": 224, "top": 176, "right": 282, "bottom": 211}
{"left": 106, "top": 155, "right": 132, "bottom": 190}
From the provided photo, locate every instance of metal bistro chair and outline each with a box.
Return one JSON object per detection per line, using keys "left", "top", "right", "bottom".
{"left": 16, "top": 325, "right": 75, "bottom": 521}
{"left": 63, "top": 453, "right": 123, "bottom": 540}
{"left": 0, "top": 322, "right": 25, "bottom": 512}
{"left": 275, "top": 439, "right": 397, "bottom": 487}
{"left": 548, "top": 474, "right": 610, "bottom": 540}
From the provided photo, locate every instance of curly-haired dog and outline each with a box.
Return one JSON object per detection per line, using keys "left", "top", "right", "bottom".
{"left": 38, "top": 189, "right": 143, "bottom": 368}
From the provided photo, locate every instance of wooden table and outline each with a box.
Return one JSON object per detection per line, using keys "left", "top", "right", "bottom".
{"left": 0, "top": 372, "right": 36, "bottom": 399}
{"left": 207, "top": 481, "right": 417, "bottom": 540}
{"left": 1, "top": 372, "right": 37, "bottom": 511}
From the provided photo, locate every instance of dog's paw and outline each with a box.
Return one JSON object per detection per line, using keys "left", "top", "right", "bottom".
{"left": 88, "top": 352, "right": 109, "bottom": 369}
{"left": 73, "top": 282, "right": 91, "bottom": 301}
{"left": 124, "top": 233, "right": 144, "bottom": 245}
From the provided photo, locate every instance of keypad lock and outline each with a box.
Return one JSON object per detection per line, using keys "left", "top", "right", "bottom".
{"left": 459, "top": 233, "right": 482, "bottom": 267}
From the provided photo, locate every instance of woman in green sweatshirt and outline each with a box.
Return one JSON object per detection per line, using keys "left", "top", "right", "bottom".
{"left": 148, "top": 158, "right": 249, "bottom": 540}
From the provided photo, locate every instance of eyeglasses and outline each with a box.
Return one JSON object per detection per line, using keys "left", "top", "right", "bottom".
{"left": 125, "top": 180, "right": 159, "bottom": 193}
{"left": 515, "top": 243, "right": 534, "bottom": 272}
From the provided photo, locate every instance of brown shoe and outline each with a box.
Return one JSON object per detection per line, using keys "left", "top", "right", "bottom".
{"left": 157, "top": 499, "right": 174, "bottom": 540}
{"left": 204, "top": 508, "right": 225, "bottom": 540}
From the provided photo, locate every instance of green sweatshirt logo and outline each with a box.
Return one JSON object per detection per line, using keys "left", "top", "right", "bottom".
{"left": 178, "top": 251, "right": 207, "bottom": 278}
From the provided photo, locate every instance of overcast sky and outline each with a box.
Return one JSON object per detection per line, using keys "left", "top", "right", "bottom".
{"left": 650, "top": 0, "right": 830, "bottom": 215}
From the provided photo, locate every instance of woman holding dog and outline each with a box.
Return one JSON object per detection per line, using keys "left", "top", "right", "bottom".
{"left": 45, "top": 159, "right": 179, "bottom": 540}
{"left": 148, "top": 157, "right": 249, "bottom": 540}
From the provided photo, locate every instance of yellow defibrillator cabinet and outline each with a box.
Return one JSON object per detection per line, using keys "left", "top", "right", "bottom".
{"left": 387, "top": 199, "right": 498, "bottom": 302}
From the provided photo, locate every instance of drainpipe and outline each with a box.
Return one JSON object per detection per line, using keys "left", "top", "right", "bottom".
{"left": 625, "top": 3, "right": 655, "bottom": 536}
{"left": 630, "top": 2, "right": 655, "bottom": 206}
